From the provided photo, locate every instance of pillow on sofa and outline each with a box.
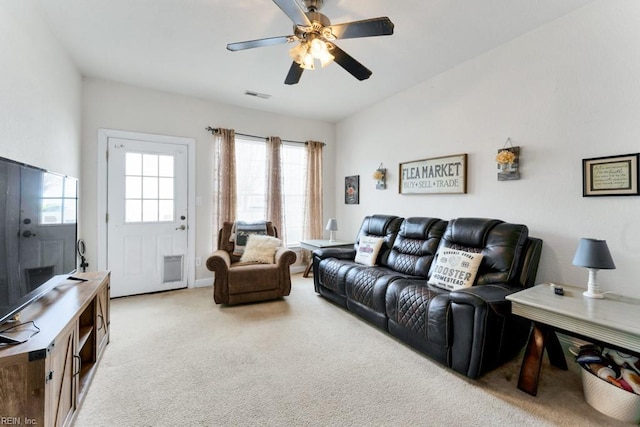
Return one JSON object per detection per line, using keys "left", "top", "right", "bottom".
{"left": 355, "top": 235, "right": 385, "bottom": 266}
{"left": 240, "top": 234, "right": 282, "bottom": 264}
{"left": 428, "top": 247, "right": 483, "bottom": 291}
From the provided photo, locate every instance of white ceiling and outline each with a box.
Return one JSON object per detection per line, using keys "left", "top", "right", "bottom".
{"left": 36, "top": 0, "right": 596, "bottom": 123}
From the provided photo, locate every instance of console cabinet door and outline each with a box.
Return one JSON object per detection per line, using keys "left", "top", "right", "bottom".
{"left": 95, "top": 283, "right": 110, "bottom": 355}
{"left": 46, "top": 324, "right": 77, "bottom": 427}
{"left": 0, "top": 352, "right": 45, "bottom": 423}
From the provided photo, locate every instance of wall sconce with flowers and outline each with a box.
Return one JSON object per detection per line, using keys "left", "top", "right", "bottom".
{"left": 373, "top": 163, "right": 386, "bottom": 189}
{"left": 496, "top": 138, "right": 520, "bottom": 181}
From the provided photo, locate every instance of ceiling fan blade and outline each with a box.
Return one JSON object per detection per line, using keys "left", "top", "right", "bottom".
{"left": 330, "top": 17, "right": 394, "bottom": 40}
{"left": 284, "top": 62, "right": 304, "bottom": 85}
{"left": 329, "top": 43, "right": 372, "bottom": 81}
{"left": 227, "top": 35, "right": 293, "bottom": 51}
{"left": 273, "top": 0, "right": 311, "bottom": 27}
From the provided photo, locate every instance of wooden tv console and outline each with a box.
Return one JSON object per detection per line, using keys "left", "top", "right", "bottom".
{"left": 0, "top": 271, "right": 110, "bottom": 427}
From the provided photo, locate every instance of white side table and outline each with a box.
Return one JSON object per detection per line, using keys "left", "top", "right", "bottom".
{"left": 507, "top": 283, "right": 640, "bottom": 396}
{"left": 299, "top": 239, "right": 353, "bottom": 278}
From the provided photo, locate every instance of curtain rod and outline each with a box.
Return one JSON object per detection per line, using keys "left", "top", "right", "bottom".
{"left": 206, "top": 127, "right": 324, "bottom": 146}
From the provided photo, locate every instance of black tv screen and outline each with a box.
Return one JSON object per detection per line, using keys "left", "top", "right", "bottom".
{"left": 0, "top": 156, "right": 78, "bottom": 325}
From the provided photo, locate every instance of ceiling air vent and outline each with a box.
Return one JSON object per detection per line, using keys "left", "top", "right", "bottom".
{"left": 244, "top": 90, "right": 271, "bottom": 99}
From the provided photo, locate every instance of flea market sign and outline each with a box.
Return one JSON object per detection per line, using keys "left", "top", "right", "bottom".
{"left": 399, "top": 154, "right": 467, "bottom": 194}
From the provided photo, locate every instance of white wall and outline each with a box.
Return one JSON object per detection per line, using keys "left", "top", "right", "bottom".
{"left": 0, "top": 1, "right": 82, "bottom": 177}
{"left": 335, "top": 1, "right": 640, "bottom": 298}
{"left": 81, "top": 78, "right": 335, "bottom": 282}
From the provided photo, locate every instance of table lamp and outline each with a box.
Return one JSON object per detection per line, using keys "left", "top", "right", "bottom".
{"left": 572, "top": 238, "right": 616, "bottom": 299}
{"left": 326, "top": 218, "right": 338, "bottom": 242}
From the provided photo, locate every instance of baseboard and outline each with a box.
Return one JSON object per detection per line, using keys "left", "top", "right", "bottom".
{"left": 291, "top": 265, "right": 306, "bottom": 274}
{"left": 194, "top": 278, "right": 212, "bottom": 288}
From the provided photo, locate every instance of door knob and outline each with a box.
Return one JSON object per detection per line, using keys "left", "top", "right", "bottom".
{"left": 175, "top": 225, "right": 186, "bottom": 231}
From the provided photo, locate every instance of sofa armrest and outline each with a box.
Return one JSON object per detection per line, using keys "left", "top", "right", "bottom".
{"left": 313, "top": 247, "right": 356, "bottom": 261}
{"left": 206, "top": 250, "right": 231, "bottom": 274}
{"left": 447, "top": 283, "right": 530, "bottom": 378}
{"left": 448, "top": 283, "right": 519, "bottom": 316}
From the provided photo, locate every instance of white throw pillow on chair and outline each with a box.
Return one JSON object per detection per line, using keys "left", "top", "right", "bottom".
{"left": 240, "top": 234, "right": 282, "bottom": 264}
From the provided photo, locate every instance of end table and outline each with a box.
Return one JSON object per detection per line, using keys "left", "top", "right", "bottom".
{"left": 299, "top": 239, "right": 353, "bottom": 277}
{"left": 507, "top": 283, "right": 640, "bottom": 396}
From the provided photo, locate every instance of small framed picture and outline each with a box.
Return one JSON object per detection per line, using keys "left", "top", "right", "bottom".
{"left": 345, "top": 175, "right": 359, "bottom": 204}
{"left": 582, "top": 153, "right": 639, "bottom": 197}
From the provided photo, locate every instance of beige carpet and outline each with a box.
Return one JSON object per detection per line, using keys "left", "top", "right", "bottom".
{"left": 74, "top": 274, "right": 629, "bottom": 426}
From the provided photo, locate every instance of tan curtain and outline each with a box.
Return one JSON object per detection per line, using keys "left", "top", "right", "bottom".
{"left": 213, "top": 128, "right": 236, "bottom": 247}
{"left": 266, "top": 136, "right": 284, "bottom": 241}
{"left": 303, "top": 140, "right": 324, "bottom": 262}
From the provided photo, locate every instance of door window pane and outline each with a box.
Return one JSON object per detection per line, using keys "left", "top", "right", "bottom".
{"left": 159, "top": 155, "right": 174, "bottom": 177}
{"left": 158, "top": 177, "right": 173, "bottom": 199}
{"left": 159, "top": 200, "right": 174, "bottom": 221}
{"left": 142, "top": 154, "right": 158, "bottom": 176}
{"left": 142, "top": 200, "right": 159, "bottom": 222}
{"left": 126, "top": 176, "right": 142, "bottom": 199}
{"left": 126, "top": 152, "right": 142, "bottom": 175}
{"left": 142, "top": 177, "right": 158, "bottom": 199}
{"left": 125, "top": 152, "right": 175, "bottom": 223}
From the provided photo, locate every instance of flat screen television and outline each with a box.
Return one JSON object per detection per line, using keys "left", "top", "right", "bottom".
{"left": 0, "top": 156, "right": 78, "bottom": 336}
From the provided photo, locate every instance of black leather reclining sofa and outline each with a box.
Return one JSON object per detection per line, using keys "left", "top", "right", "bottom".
{"left": 312, "top": 214, "right": 543, "bottom": 379}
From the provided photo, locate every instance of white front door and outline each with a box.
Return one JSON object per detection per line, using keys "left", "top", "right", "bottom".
{"left": 106, "top": 137, "right": 189, "bottom": 297}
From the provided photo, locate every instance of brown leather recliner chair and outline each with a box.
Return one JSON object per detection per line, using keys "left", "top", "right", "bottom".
{"left": 206, "top": 221, "right": 296, "bottom": 305}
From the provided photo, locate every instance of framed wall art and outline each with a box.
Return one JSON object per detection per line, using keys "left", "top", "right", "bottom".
{"left": 399, "top": 154, "right": 467, "bottom": 194}
{"left": 582, "top": 153, "right": 639, "bottom": 197}
{"left": 345, "top": 175, "right": 360, "bottom": 204}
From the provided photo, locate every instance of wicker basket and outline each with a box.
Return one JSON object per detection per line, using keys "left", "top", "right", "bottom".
{"left": 581, "top": 366, "right": 640, "bottom": 423}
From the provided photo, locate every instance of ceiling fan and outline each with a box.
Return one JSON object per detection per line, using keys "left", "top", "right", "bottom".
{"left": 226, "top": 0, "right": 394, "bottom": 85}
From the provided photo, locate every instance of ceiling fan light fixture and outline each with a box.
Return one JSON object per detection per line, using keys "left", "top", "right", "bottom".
{"left": 288, "top": 42, "right": 307, "bottom": 64}
{"left": 308, "top": 37, "right": 334, "bottom": 68}
{"left": 227, "top": 0, "right": 395, "bottom": 84}
{"left": 301, "top": 52, "right": 315, "bottom": 70}
{"left": 321, "top": 27, "right": 336, "bottom": 41}
{"left": 309, "top": 38, "right": 325, "bottom": 57}
{"left": 318, "top": 48, "right": 334, "bottom": 67}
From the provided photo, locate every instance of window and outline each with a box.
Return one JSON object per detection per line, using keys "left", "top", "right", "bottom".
{"left": 235, "top": 138, "right": 307, "bottom": 245}
{"left": 40, "top": 173, "right": 77, "bottom": 225}
{"left": 124, "top": 152, "right": 175, "bottom": 223}
{"left": 281, "top": 143, "right": 306, "bottom": 244}
{"left": 235, "top": 140, "right": 266, "bottom": 222}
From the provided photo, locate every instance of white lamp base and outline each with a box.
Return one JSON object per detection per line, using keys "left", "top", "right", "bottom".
{"left": 329, "top": 231, "right": 336, "bottom": 242}
{"left": 583, "top": 287, "right": 605, "bottom": 299}
{"left": 583, "top": 268, "right": 605, "bottom": 299}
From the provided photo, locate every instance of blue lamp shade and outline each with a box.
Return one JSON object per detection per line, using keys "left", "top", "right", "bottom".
{"left": 572, "top": 238, "right": 615, "bottom": 299}
{"left": 572, "top": 238, "right": 616, "bottom": 270}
